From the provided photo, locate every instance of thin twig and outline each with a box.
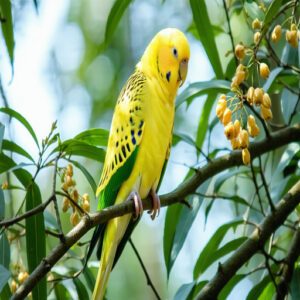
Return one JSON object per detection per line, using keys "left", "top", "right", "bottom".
{"left": 129, "top": 238, "right": 161, "bottom": 300}
{"left": 258, "top": 156, "right": 275, "bottom": 211}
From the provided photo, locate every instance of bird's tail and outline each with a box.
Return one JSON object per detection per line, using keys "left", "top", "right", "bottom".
{"left": 92, "top": 214, "right": 131, "bottom": 300}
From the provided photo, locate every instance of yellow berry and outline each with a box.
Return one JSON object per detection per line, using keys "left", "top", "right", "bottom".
{"left": 262, "top": 93, "right": 271, "bottom": 108}
{"left": 82, "top": 200, "right": 90, "bottom": 212}
{"left": 248, "top": 124, "right": 260, "bottom": 137}
{"left": 239, "top": 129, "right": 249, "bottom": 148}
{"left": 231, "top": 138, "right": 240, "bottom": 150}
{"left": 242, "top": 148, "right": 251, "bottom": 165}
{"left": 261, "top": 106, "right": 273, "bottom": 120}
{"left": 82, "top": 193, "right": 90, "bottom": 202}
{"left": 18, "top": 272, "right": 29, "bottom": 284}
{"left": 71, "top": 189, "right": 79, "bottom": 202}
{"left": 231, "top": 77, "right": 239, "bottom": 91}
{"left": 62, "top": 197, "right": 69, "bottom": 212}
{"left": 236, "top": 64, "right": 246, "bottom": 73}
{"left": 70, "top": 212, "right": 80, "bottom": 226}
{"left": 259, "top": 63, "right": 270, "bottom": 79}
{"left": 61, "top": 182, "right": 69, "bottom": 192}
{"left": 286, "top": 30, "right": 298, "bottom": 48}
{"left": 235, "top": 44, "right": 245, "bottom": 60}
{"left": 247, "top": 114, "right": 256, "bottom": 127}
{"left": 216, "top": 104, "right": 225, "bottom": 119}
{"left": 66, "top": 164, "right": 73, "bottom": 177}
{"left": 233, "top": 120, "right": 241, "bottom": 138}
{"left": 235, "top": 70, "right": 246, "bottom": 85}
{"left": 252, "top": 18, "right": 262, "bottom": 30}
{"left": 271, "top": 25, "right": 282, "bottom": 42}
{"left": 291, "top": 23, "right": 297, "bottom": 31}
{"left": 253, "top": 88, "right": 264, "bottom": 105}
{"left": 254, "top": 31, "right": 261, "bottom": 44}
{"left": 224, "top": 122, "right": 235, "bottom": 140}
{"left": 222, "top": 108, "right": 232, "bottom": 125}
{"left": 246, "top": 87, "right": 254, "bottom": 104}
{"left": 11, "top": 280, "right": 17, "bottom": 293}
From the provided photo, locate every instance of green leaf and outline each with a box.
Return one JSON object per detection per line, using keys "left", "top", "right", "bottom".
{"left": 0, "top": 283, "right": 12, "bottom": 300}
{"left": 25, "top": 183, "right": 46, "bottom": 300}
{"left": 219, "top": 274, "right": 246, "bottom": 299}
{"left": 189, "top": 280, "right": 208, "bottom": 300}
{"left": 0, "top": 234, "right": 10, "bottom": 269}
{"left": 258, "top": 282, "right": 275, "bottom": 300}
{"left": 0, "top": 108, "right": 39, "bottom": 149}
{"left": 0, "top": 0, "right": 14, "bottom": 67}
{"left": 176, "top": 80, "right": 230, "bottom": 107}
{"left": 83, "top": 266, "right": 95, "bottom": 292}
{"left": 73, "top": 278, "right": 89, "bottom": 300}
{"left": 0, "top": 123, "right": 4, "bottom": 152}
{"left": 214, "top": 169, "right": 247, "bottom": 192}
{"left": 67, "top": 159, "right": 97, "bottom": 193}
{"left": 189, "top": 0, "right": 223, "bottom": 78}
{"left": 164, "top": 181, "right": 210, "bottom": 276}
{"left": 2, "top": 139, "right": 35, "bottom": 163}
{"left": 105, "top": 0, "right": 133, "bottom": 45}
{"left": 54, "top": 140, "right": 105, "bottom": 162}
{"left": 244, "top": 1, "right": 264, "bottom": 20}
{"left": 195, "top": 93, "right": 216, "bottom": 152}
{"left": 0, "top": 265, "right": 10, "bottom": 294}
{"left": 291, "top": 267, "right": 300, "bottom": 300}
{"left": 263, "top": 67, "right": 283, "bottom": 92}
{"left": 74, "top": 128, "right": 109, "bottom": 147}
{"left": 246, "top": 275, "right": 271, "bottom": 300}
{"left": 174, "top": 281, "right": 196, "bottom": 300}
{"left": 264, "top": 0, "right": 283, "bottom": 25}
{"left": 54, "top": 283, "right": 72, "bottom": 300}
{"left": 0, "top": 190, "right": 4, "bottom": 220}
{"left": 193, "top": 219, "right": 243, "bottom": 279}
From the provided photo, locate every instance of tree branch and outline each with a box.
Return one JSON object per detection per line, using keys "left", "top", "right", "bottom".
{"left": 195, "top": 180, "right": 300, "bottom": 300}
{"left": 11, "top": 123, "right": 300, "bottom": 300}
{"left": 275, "top": 228, "right": 300, "bottom": 300}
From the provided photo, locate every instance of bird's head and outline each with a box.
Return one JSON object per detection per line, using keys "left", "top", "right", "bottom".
{"left": 139, "top": 28, "right": 190, "bottom": 96}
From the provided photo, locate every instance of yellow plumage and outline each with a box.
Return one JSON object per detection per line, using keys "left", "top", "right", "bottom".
{"left": 92, "top": 28, "right": 190, "bottom": 299}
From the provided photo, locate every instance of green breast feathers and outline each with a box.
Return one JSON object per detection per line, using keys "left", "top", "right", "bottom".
{"left": 96, "top": 70, "right": 146, "bottom": 197}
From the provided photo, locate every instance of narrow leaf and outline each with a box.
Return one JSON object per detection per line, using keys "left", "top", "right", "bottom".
{"left": 291, "top": 267, "right": 300, "bottom": 300}
{"left": 264, "top": 0, "right": 283, "bottom": 25}
{"left": 73, "top": 278, "right": 89, "bottom": 300}
{"left": 246, "top": 275, "right": 271, "bottom": 300}
{"left": 25, "top": 183, "right": 46, "bottom": 300}
{"left": 263, "top": 67, "right": 283, "bottom": 92}
{"left": 0, "top": 283, "right": 12, "bottom": 300}
{"left": 0, "top": 190, "right": 4, "bottom": 220}
{"left": 193, "top": 219, "right": 243, "bottom": 279}
{"left": 174, "top": 282, "right": 196, "bottom": 300}
{"left": 0, "top": 265, "right": 10, "bottom": 294}
{"left": 105, "top": 0, "right": 132, "bottom": 45}
{"left": 0, "top": 234, "right": 10, "bottom": 269}
{"left": 74, "top": 128, "right": 109, "bottom": 147}
{"left": 176, "top": 80, "right": 230, "bottom": 107}
{"left": 189, "top": 0, "right": 223, "bottom": 78}
{"left": 2, "top": 139, "right": 35, "bottom": 162}
{"left": 0, "top": 123, "right": 4, "bottom": 152}
{"left": 219, "top": 274, "right": 246, "bottom": 300}
{"left": 82, "top": 266, "right": 95, "bottom": 292}
{"left": 0, "top": 0, "right": 14, "bottom": 67}
{"left": 0, "top": 108, "right": 39, "bottom": 149}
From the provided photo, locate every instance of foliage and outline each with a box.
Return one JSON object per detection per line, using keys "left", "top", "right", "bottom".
{"left": 0, "top": 0, "right": 300, "bottom": 299}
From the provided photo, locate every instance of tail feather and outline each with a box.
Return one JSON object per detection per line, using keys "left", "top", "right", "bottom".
{"left": 92, "top": 214, "right": 132, "bottom": 300}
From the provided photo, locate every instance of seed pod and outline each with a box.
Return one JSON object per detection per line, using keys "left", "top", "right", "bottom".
{"left": 11, "top": 280, "right": 17, "bottom": 293}
{"left": 82, "top": 193, "right": 90, "bottom": 202}
{"left": 235, "top": 44, "right": 245, "bottom": 60}
{"left": 235, "top": 70, "right": 246, "bottom": 85}
{"left": 70, "top": 212, "right": 80, "bottom": 226}
{"left": 82, "top": 200, "right": 90, "bottom": 212}
{"left": 247, "top": 115, "right": 256, "bottom": 127}
{"left": 222, "top": 108, "right": 232, "bottom": 125}
{"left": 261, "top": 106, "right": 273, "bottom": 120}
{"left": 271, "top": 25, "right": 282, "bottom": 42}
{"left": 254, "top": 31, "right": 261, "bottom": 44}
{"left": 61, "top": 182, "right": 69, "bottom": 192}
{"left": 253, "top": 88, "right": 264, "bottom": 105}
{"left": 66, "top": 175, "right": 73, "bottom": 187}
{"left": 224, "top": 122, "right": 235, "bottom": 140}
{"left": 239, "top": 129, "right": 249, "bottom": 148}
{"left": 247, "top": 87, "right": 254, "bottom": 104}
{"left": 230, "top": 78, "right": 239, "bottom": 91}
{"left": 286, "top": 30, "right": 298, "bottom": 48}
{"left": 259, "top": 63, "right": 270, "bottom": 79}
{"left": 248, "top": 124, "right": 260, "bottom": 137}
{"left": 242, "top": 148, "right": 251, "bottom": 165}
{"left": 72, "top": 189, "right": 79, "bottom": 202}
{"left": 252, "top": 18, "right": 262, "bottom": 30}
{"left": 66, "top": 164, "right": 73, "bottom": 177}
{"left": 233, "top": 120, "right": 241, "bottom": 138}
{"left": 262, "top": 93, "right": 271, "bottom": 108}
{"left": 231, "top": 138, "right": 240, "bottom": 150}
{"left": 62, "top": 197, "right": 70, "bottom": 212}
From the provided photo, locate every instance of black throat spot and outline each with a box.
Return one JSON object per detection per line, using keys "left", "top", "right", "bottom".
{"left": 166, "top": 71, "right": 171, "bottom": 82}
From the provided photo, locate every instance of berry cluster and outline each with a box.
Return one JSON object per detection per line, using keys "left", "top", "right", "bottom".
{"left": 61, "top": 164, "right": 90, "bottom": 226}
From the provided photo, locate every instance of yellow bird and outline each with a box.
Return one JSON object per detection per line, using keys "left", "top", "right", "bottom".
{"left": 89, "top": 28, "right": 190, "bottom": 299}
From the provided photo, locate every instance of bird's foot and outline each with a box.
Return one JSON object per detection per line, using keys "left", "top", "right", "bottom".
{"left": 128, "top": 191, "right": 143, "bottom": 220}
{"left": 148, "top": 189, "right": 160, "bottom": 220}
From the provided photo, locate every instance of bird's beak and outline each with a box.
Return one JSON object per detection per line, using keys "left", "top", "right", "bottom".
{"left": 179, "top": 59, "right": 188, "bottom": 87}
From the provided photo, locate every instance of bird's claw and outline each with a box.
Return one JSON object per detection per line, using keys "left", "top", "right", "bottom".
{"left": 128, "top": 191, "right": 143, "bottom": 220}
{"left": 148, "top": 189, "right": 160, "bottom": 220}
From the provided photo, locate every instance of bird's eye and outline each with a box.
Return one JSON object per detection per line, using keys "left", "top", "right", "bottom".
{"left": 172, "top": 47, "right": 178, "bottom": 58}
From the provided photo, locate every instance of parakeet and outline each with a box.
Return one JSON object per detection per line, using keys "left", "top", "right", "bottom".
{"left": 90, "top": 28, "right": 190, "bottom": 299}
